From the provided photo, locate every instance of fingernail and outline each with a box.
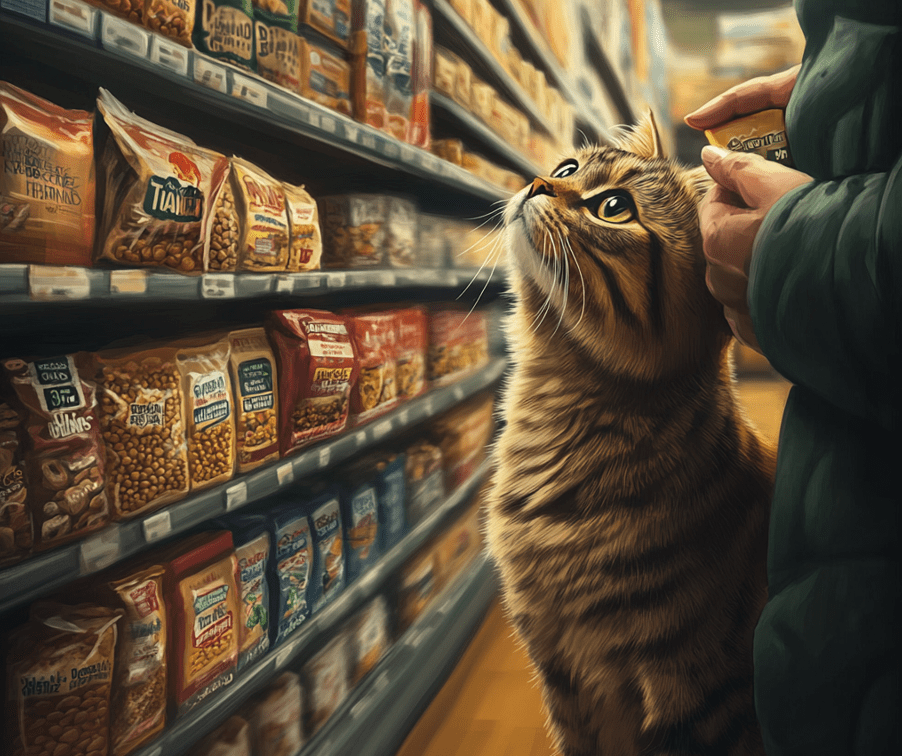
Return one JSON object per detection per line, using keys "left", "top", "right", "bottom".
{"left": 701, "top": 145, "right": 730, "bottom": 165}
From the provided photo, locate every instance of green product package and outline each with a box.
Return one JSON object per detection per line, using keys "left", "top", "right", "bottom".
{"left": 252, "top": 0, "right": 299, "bottom": 30}
{"left": 195, "top": 0, "right": 258, "bottom": 71}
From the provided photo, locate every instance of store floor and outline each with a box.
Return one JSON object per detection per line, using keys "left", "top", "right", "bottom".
{"left": 396, "top": 375, "right": 792, "bottom": 756}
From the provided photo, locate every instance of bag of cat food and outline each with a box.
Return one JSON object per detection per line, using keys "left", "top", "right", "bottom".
{"left": 231, "top": 158, "right": 291, "bottom": 271}
{"left": 194, "top": 0, "right": 257, "bottom": 71}
{"left": 0, "top": 81, "right": 95, "bottom": 267}
{"left": 383, "top": 195, "right": 417, "bottom": 268}
{"left": 165, "top": 531, "right": 240, "bottom": 717}
{"left": 82, "top": 0, "right": 144, "bottom": 21}
{"left": 267, "top": 309, "right": 358, "bottom": 456}
{"left": 346, "top": 310, "right": 398, "bottom": 424}
{"left": 320, "top": 193, "right": 386, "bottom": 268}
{"left": 255, "top": 18, "right": 302, "bottom": 92}
{"left": 144, "top": 0, "right": 195, "bottom": 46}
{"left": 427, "top": 307, "right": 489, "bottom": 385}
{"left": 197, "top": 715, "right": 252, "bottom": 756}
{"left": 228, "top": 328, "right": 280, "bottom": 472}
{"left": 282, "top": 182, "right": 322, "bottom": 272}
{"left": 206, "top": 162, "right": 241, "bottom": 272}
{"left": 338, "top": 472, "right": 380, "bottom": 583}
{"left": 298, "top": 37, "right": 353, "bottom": 116}
{"left": 349, "top": 594, "right": 389, "bottom": 684}
{"left": 227, "top": 515, "right": 271, "bottom": 668}
{"left": 177, "top": 334, "right": 237, "bottom": 491}
{"left": 384, "top": 0, "right": 414, "bottom": 141}
{"left": 0, "top": 401, "right": 32, "bottom": 566}
{"left": 309, "top": 488, "right": 345, "bottom": 612}
{"left": 431, "top": 392, "right": 494, "bottom": 490}
{"left": 404, "top": 438, "right": 443, "bottom": 526}
{"left": 299, "top": 0, "right": 351, "bottom": 46}
{"left": 247, "top": 671, "right": 304, "bottom": 756}
{"left": 350, "top": 0, "right": 388, "bottom": 130}
{"left": 395, "top": 306, "right": 427, "bottom": 399}
{"left": 410, "top": 1, "right": 431, "bottom": 148}
{"left": 88, "top": 343, "right": 190, "bottom": 519}
{"left": 96, "top": 89, "right": 228, "bottom": 274}
{"left": 303, "top": 634, "right": 349, "bottom": 734}
{"left": 5, "top": 603, "right": 122, "bottom": 756}
{"left": 268, "top": 498, "right": 312, "bottom": 645}
{"left": 397, "top": 545, "right": 438, "bottom": 632}
{"left": 374, "top": 452, "right": 406, "bottom": 550}
{"left": 2, "top": 356, "right": 111, "bottom": 552}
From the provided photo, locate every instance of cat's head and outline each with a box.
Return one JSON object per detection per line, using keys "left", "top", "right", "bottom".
{"left": 504, "top": 112, "right": 729, "bottom": 379}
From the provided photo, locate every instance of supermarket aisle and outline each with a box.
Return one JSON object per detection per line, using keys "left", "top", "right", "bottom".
{"left": 398, "top": 375, "right": 791, "bottom": 756}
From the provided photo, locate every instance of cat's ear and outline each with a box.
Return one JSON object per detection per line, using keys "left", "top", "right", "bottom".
{"left": 686, "top": 165, "right": 714, "bottom": 201}
{"left": 614, "top": 110, "right": 664, "bottom": 159}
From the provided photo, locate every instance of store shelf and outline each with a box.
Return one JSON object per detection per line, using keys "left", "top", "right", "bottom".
{"left": 0, "top": 264, "right": 506, "bottom": 308}
{"left": 300, "top": 552, "right": 497, "bottom": 756}
{"left": 0, "top": 358, "right": 507, "bottom": 616}
{"left": 431, "top": 92, "right": 542, "bottom": 177}
{"left": 0, "top": 8, "right": 506, "bottom": 205}
{"left": 430, "top": 0, "right": 557, "bottom": 140}
{"left": 129, "top": 469, "right": 495, "bottom": 756}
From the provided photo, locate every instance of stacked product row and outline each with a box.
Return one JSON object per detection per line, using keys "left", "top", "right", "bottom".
{"left": 0, "top": 303, "right": 491, "bottom": 566}
{"left": 4, "top": 407, "right": 493, "bottom": 756}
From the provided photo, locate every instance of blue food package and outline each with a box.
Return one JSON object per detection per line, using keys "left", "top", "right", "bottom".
{"left": 376, "top": 453, "right": 406, "bottom": 551}
{"left": 308, "top": 487, "right": 345, "bottom": 612}
{"left": 269, "top": 498, "right": 314, "bottom": 646}
{"left": 340, "top": 477, "right": 380, "bottom": 583}
{"left": 228, "top": 515, "right": 272, "bottom": 670}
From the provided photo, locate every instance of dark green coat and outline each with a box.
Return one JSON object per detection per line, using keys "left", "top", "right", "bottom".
{"left": 748, "top": 1, "right": 901, "bottom": 753}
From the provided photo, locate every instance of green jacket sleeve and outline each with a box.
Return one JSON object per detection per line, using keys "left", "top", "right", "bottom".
{"left": 748, "top": 154, "right": 902, "bottom": 431}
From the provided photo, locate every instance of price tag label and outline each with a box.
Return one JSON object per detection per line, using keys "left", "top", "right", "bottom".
{"left": 109, "top": 270, "right": 147, "bottom": 295}
{"left": 453, "top": 386, "right": 465, "bottom": 401}
{"left": 320, "top": 115, "right": 336, "bottom": 134}
{"left": 29, "top": 266, "right": 91, "bottom": 301}
{"left": 277, "top": 463, "right": 294, "bottom": 485}
{"left": 318, "top": 447, "right": 331, "bottom": 468}
{"left": 398, "top": 409, "right": 409, "bottom": 426}
{"left": 49, "top": 0, "right": 97, "bottom": 36}
{"left": 424, "top": 397, "right": 434, "bottom": 415}
{"left": 231, "top": 74, "right": 269, "bottom": 107}
{"left": 226, "top": 481, "right": 248, "bottom": 511}
{"left": 150, "top": 35, "right": 189, "bottom": 77}
{"left": 373, "top": 420, "right": 392, "bottom": 439}
{"left": 194, "top": 55, "right": 228, "bottom": 92}
{"left": 376, "top": 271, "right": 395, "bottom": 286}
{"left": 201, "top": 274, "right": 236, "bottom": 299}
{"left": 354, "top": 431, "right": 367, "bottom": 448}
{"left": 275, "top": 275, "right": 295, "bottom": 293}
{"left": 143, "top": 511, "right": 171, "bottom": 543}
{"left": 400, "top": 145, "right": 416, "bottom": 163}
{"left": 383, "top": 141, "right": 400, "bottom": 159}
{"left": 79, "top": 529, "right": 121, "bottom": 573}
{"left": 327, "top": 272, "right": 347, "bottom": 288}
{"left": 360, "top": 132, "right": 377, "bottom": 150}
{"left": 101, "top": 14, "right": 151, "bottom": 58}
{"left": 275, "top": 641, "right": 297, "bottom": 669}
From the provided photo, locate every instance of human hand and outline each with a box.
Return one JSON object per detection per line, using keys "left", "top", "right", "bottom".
{"left": 684, "top": 64, "right": 800, "bottom": 130}
{"left": 699, "top": 146, "right": 813, "bottom": 353}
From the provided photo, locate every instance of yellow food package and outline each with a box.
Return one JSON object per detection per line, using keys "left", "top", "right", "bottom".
{"left": 232, "top": 158, "right": 290, "bottom": 272}
{"left": 282, "top": 182, "right": 322, "bottom": 272}
{"left": 704, "top": 108, "right": 794, "bottom": 167}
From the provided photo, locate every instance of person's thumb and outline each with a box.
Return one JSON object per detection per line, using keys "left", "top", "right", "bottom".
{"left": 700, "top": 146, "right": 763, "bottom": 206}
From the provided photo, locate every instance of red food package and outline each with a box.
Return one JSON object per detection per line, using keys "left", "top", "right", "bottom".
{"left": 2, "top": 355, "right": 111, "bottom": 551}
{"left": 395, "top": 306, "right": 427, "bottom": 400}
{"left": 346, "top": 311, "right": 399, "bottom": 425}
{"left": 267, "top": 310, "right": 359, "bottom": 456}
{"left": 426, "top": 307, "right": 489, "bottom": 387}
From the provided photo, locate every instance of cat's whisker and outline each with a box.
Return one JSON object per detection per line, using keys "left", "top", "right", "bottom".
{"left": 563, "top": 234, "right": 586, "bottom": 332}
{"left": 461, "top": 232, "right": 505, "bottom": 321}
{"left": 456, "top": 217, "right": 506, "bottom": 300}
{"left": 552, "top": 231, "right": 570, "bottom": 337}
{"left": 532, "top": 232, "right": 556, "bottom": 332}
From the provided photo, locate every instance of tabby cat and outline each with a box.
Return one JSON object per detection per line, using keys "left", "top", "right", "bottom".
{"left": 485, "top": 113, "right": 776, "bottom": 756}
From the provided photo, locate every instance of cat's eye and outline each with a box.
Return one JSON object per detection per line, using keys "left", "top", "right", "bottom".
{"left": 551, "top": 159, "right": 579, "bottom": 179}
{"left": 584, "top": 191, "right": 636, "bottom": 224}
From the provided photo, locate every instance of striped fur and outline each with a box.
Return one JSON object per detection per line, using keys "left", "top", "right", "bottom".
{"left": 485, "top": 114, "right": 776, "bottom": 756}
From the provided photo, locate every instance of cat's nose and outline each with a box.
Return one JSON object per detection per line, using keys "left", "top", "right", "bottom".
{"left": 526, "top": 177, "right": 556, "bottom": 200}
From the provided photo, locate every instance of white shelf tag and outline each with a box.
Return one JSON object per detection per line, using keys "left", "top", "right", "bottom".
{"left": 327, "top": 272, "right": 346, "bottom": 288}
{"left": 101, "top": 13, "right": 151, "bottom": 58}
{"left": 453, "top": 385, "right": 465, "bottom": 401}
{"left": 274, "top": 642, "right": 296, "bottom": 669}
{"left": 277, "top": 463, "right": 294, "bottom": 485}
{"left": 360, "top": 132, "right": 377, "bottom": 150}
{"left": 400, "top": 144, "right": 416, "bottom": 163}
{"left": 194, "top": 55, "right": 228, "bottom": 92}
{"left": 201, "top": 274, "right": 236, "bottom": 299}
{"left": 226, "top": 481, "right": 248, "bottom": 511}
{"left": 320, "top": 115, "right": 336, "bottom": 134}
{"left": 29, "top": 266, "right": 90, "bottom": 301}
{"left": 398, "top": 409, "right": 409, "bottom": 425}
{"left": 373, "top": 420, "right": 392, "bottom": 439}
{"left": 79, "top": 529, "right": 121, "bottom": 573}
{"left": 49, "top": 0, "right": 97, "bottom": 36}
{"left": 232, "top": 74, "right": 268, "bottom": 108}
{"left": 354, "top": 431, "right": 367, "bottom": 448}
{"left": 424, "top": 397, "right": 434, "bottom": 415}
{"left": 377, "top": 271, "right": 395, "bottom": 286}
{"left": 275, "top": 275, "right": 295, "bottom": 293}
{"left": 143, "top": 510, "right": 171, "bottom": 543}
{"left": 109, "top": 269, "right": 147, "bottom": 294}
{"left": 150, "top": 35, "right": 189, "bottom": 77}
{"left": 318, "top": 447, "right": 331, "bottom": 468}
{"left": 383, "top": 141, "right": 400, "bottom": 159}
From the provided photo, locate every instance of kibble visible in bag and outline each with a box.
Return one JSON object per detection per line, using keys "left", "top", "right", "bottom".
{"left": 83, "top": 0, "right": 144, "bottom": 22}
{"left": 176, "top": 334, "right": 237, "bottom": 491}
{"left": 309, "top": 488, "right": 345, "bottom": 612}
{"left": 282, "top": 182, "right": 322, "bottom": 272}
{"left": 0, "top": 81, "right": 95, "bottom": 267}
{"left": 349, "top": 595, "right": 389, "bottom": 684}
{"left": 247, "top": 671, "right": 304, "bottom": 756}
{"left": 144, "top": 0, "right": 195, "bottom": 46}
{"left": 395, "top": 306, "right": 427, "bottom": 399}
{"left": 303, "top": 633, "right": 349, "bottom": 734}
{"left": 206, "top": 162, "right": 241, "bottom": 272}
{"left": 96, "top": 89, "right": 228, "bottom": 274}
{"left": 0, "top": 401, "right": 32, "bottom": 565}
{"left": 268, "top": 498, "right": 313, "bottom": 645}
{"left": 5, "top": 603, "right": 122, "bottom": 756}
{"left": 232, "top": 158, "right": 290, "bottom": 271}
{"left": 2, "top": 355, "right": 111, "bottom": 551}
{"left": 194, "top": 0, "right": 257, "bottom": 71}
{"left": 319, "top": 194, "right": 386, "bottom": 268}
{"left": 346, "top": 310, "right": 398, "bottom": 424}
{"left": 228, "top": 327, "right": 280, "bottom": 472}
{"left": 90, "top": 344, "right": 190, "bottom": 519}
{"left": 427, "top": 306, "right": 488, "bottom": 386}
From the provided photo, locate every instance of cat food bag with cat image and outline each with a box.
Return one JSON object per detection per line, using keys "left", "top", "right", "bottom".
{"left": 5, "top": 603, "right": 122, "bottom": 756}
{"left": 197, "top": 715, "right": 252, "bottom": 756}
{"left": 267, "top": 309, "right": 359, "bottom": 456}
{"left": 320, "top": 193, "right": 386, "bottom": 268}
{"left": 349, "top": 594, "right": 389, "bottom": 684}
{"left": 282, "top": 182, "right": 323, "bottom": 272}
{"left": 350, "top": 0, "right": 388, "bottom": 130}
{"left": 345, "top": 310, "right": 399, "bottom": 425}
{"left": 228, "top": 328, "right": 280, "bottom": 473}
{"left": 2, "top": 355, "right": 111, "bottom": 552}
{"left": 0, "top": 401, "right": 32, "bottom": 566}
{"left": 0, "top": 82, "right": 96, "bottom": 267}
{"left": 96, "top": 89, "right": 228, "bottom": 274}
{"left": 144, "top": 0, "right": 196, "bottom": 47}
{"left": 246, "top": 671, "right": 304, "bottom": 756}
{"left": 194, "top": 0, "right": 257, "bottom": 71}
{"left": 338, "top": 473, "right": 380, "bottom": 583}
{"left": 255, "top": 16, "right": 303, "bottom": 93}
{"left": 309, "top": 488, "right": 345, "bottom": 612}
{"left": 303, "top": 633, "right": 349, "bottom": 735}
{"left": 395, "top": 306, "right": 427, "bottom": 399}
{"left": 268, "top": 498, "right": 313, "bottom": 645}
{"left": 231, "top": 158, "right": 291, "bottom": 271}
{"left": 298, "top": 37, "right": 353, "bottom": 116}
{"left": 299, "top": 0, "right": 352, "bottom": 47}
{"left": 404, "top": 438, "right": 444, "bottom": 526}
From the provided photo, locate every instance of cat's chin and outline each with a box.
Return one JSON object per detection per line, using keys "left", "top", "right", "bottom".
{"left": 504, "top": 221, "right": 562, "bottom": 301}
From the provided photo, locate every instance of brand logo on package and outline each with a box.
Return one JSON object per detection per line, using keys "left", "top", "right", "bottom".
{"left": 241, "top": 175, "right": 285, "bottom": 214}
{"left": 277, "top": 523, "right": 309, "bottom": 558}
{"left": 352, "top": 488, "right": 377, "bottom": 517}
{"left": 29, "top": 357, "right": 86, "bottom": 415}
{"left": 145, "top": 155, "right": 204, "bottom": 222}
{"left": 194, "top": 584, "right": 229, "bottom": 614}
{"left": 313, "top": 505, "right": 339, "bottom": 535}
